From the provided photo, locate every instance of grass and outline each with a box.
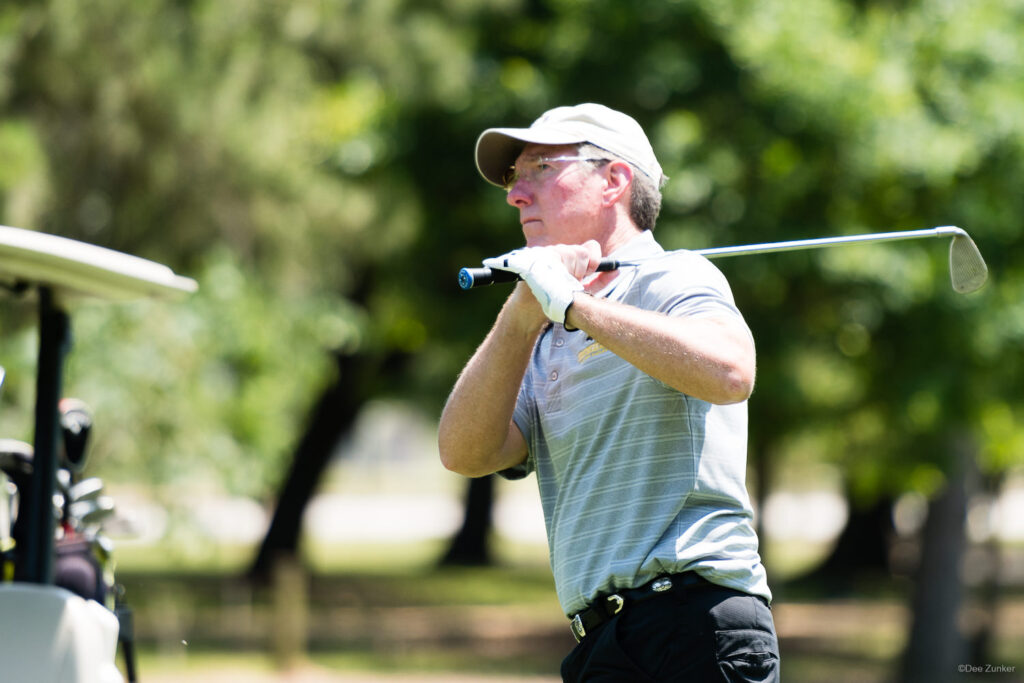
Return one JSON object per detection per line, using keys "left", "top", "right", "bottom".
{"left": 121, "top": 563, "right": 571, "bottom": 681}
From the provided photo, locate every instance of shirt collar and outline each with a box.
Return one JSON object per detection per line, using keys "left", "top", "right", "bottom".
{"left": 607, "top": 229, "right": 663, "bottom": 262}
{"left": 590, "top": 230, "right": 662, "bottom": 300}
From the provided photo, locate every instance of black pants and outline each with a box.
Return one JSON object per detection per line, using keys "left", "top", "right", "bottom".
{"left": 561, "top": 582, "right": 780, "bottom": 682}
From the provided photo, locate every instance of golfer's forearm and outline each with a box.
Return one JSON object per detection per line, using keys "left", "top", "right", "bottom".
{"left": 566, "top": 294, "right": 755, "bottom": 404}
{"left": 439, "top": 296, "right": 540, "bottom": 477}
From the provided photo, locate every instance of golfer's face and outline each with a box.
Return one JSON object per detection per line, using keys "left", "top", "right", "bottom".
{"left": 506, "top": 144, "right": 605, "bottom": 248}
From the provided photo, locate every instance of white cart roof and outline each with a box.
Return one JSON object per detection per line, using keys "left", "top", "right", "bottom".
{"left": 0, "top": 226, "right": 197, "bottom": 302}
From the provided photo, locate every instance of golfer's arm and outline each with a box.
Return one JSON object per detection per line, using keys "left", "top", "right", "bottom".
{"left": 439, "top": 290, "right": 541, "bottom": 478}
{"left": 565, "top": 294, "right": 755, "bottom": 404}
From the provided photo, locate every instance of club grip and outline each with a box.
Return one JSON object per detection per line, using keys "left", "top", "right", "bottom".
{"left": 458, "top": 259, "right": 620, "bottom": 290}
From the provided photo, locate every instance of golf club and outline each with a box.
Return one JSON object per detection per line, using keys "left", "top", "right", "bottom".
{"left": 458, "top": 225, "right": 988, "bottom": 294}
{"left": 59, "top": 397, "right": 93, "bottom": 475}
{"left": 67, "top": 478, "right": 105, "bottom": 504}
{"left": 67, "top": 496, "right": 115, "bottom": 530}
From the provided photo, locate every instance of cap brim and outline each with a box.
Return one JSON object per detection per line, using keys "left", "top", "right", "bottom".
{"left": 475, "top": 126, "right": 587, "bottom": 186}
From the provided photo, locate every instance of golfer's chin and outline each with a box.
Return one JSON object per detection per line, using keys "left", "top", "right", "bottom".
{"left": 523, "top": 232, "right": 558, "bottom": 249}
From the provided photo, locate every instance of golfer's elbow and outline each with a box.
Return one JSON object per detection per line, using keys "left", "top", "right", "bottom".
{"left": 439, "top": 419, "right": 524, "bottom": 478}
{"left": 438, "top": 428, "right": 464, "bottom": 474}
{"left": 712, "top": 351, "right": 756, "bottom": 404}
{"left": 719, "top": 365, "right": 755, "bottom": 404}
{"left": 438, "top": 426, "right": 490, "bottom": 478}
{"left": 713, "top": 332, "right": 756, "bottom": 404}
{"left": 438, "top": 436, "right": 468, "bottom": 475}
{"left": 682, "top": 318, "right": 756, "bottom": 404}
{"left": 439, "top": 442, "right": 495, "bottom": 479}
{"left": 691, "top": 354, "right": 754, "bottom": 405}
{"left": 442, "top": 458, "right": 492, "bottom": 479}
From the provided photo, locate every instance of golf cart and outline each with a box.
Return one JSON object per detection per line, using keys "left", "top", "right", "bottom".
{"left": 0, "top": 226, "right": 196, "bottom": 682}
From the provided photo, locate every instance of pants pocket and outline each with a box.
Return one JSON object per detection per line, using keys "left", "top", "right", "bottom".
{"left": 561, "top": 618, "right": 656, "bottom": 683}
{"left": 715, "top": 628, "right": 780, "bottom": 683}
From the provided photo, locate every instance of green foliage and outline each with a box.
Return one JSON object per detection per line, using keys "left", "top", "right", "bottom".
{"left": 697, "top": 0, "right": 1024, "bottom": 484}
{"left": 64, "top": 250, "right": 361, "bottom": 495}
{"left": 0, "top": 249, "right": 358, "bottom": 498}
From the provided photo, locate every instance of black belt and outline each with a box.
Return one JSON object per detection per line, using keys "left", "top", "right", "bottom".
{"left": 569, "top": 571, "right": 710, "bottom": 642}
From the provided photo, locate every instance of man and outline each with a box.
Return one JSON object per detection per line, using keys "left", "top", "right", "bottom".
{"left": 438, "top": 103, "right": 780, "bottom": 681}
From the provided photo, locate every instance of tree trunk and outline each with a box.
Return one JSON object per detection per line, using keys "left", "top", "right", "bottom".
{"left": 967, "top": 472, "right": 1007, "bottom": 666}
{"left": 248, "top": 352, "right": 367, "bottom": 582}
{"left": 899, "top": 436, "right": 975, "bottom": 683}
{"left": 751, "top": 440, "right": 771, "bottom": 552}
{"left": 799, "top": 493, "right": 895, "bottom": 593}
{"left": 439, "top": 475, "right": 495, "bottom": 566}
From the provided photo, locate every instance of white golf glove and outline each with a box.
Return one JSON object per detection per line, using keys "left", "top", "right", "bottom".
{"left": 483, "top": 247, "right": 584, "bottom": 324}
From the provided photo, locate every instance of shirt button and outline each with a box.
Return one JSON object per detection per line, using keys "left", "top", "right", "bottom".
{"left": 555, "top": 338, "right": 565, "bottom": 348}
{"left": 549, "top": 371, "right": 559, "bottom": 381}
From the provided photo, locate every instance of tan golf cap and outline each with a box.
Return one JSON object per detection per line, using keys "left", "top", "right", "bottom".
{"left": 475, "top": 103, "right": 665, "bottom": 188}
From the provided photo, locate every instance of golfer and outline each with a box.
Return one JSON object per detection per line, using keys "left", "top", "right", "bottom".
{"left": 439, "top": 103, "right": 780, "bottom": 681}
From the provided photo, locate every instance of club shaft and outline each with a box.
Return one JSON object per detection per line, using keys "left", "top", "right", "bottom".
{"left": 459, "top": 226, "right": 965, "bottom": 289}
{"left": 687, "top": 226, "right": 962, "bottom": 261}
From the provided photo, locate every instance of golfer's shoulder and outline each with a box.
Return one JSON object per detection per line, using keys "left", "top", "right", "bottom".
{"left": 636, "top": 248, "right": 730, "bottom": 291}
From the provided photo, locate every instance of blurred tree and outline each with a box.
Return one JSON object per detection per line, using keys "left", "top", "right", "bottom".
{"left": 697, "top": 3, "right": 1024, "bottom": 676}
{"left": 0, "top": 0, "right": 366, "bottom": 499}
{"left": 439, "top": 475, "right": 495, "bottom": 567}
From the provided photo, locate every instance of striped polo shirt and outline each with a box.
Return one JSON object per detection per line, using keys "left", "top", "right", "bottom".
{"left": 502, "top": 230, "right": 771, "bottom": 617}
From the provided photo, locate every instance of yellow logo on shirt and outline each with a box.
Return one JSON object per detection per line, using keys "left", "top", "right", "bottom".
{"left": 577, "top": 341, "right": 609, "bottom": 363}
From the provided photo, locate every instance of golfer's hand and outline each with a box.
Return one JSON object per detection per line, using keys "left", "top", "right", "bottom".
{"left": 483, "top": 245, "right": 591, "bottom": 324}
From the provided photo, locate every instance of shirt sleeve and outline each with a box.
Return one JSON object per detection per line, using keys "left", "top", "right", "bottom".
{"left": 644, "top": 252, "right": 749, "bottom": 324}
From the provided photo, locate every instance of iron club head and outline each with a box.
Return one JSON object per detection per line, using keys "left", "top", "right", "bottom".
{"left": 940, "top": 226, "right": 989, "bottom": 294}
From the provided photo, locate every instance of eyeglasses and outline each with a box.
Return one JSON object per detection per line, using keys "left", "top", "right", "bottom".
{"left": 501, "top": 155, "right": 609, "bottom": 191}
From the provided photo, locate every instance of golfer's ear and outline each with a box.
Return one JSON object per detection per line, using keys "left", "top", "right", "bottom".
{"left": 602, "top": 161, "right": 632, "bottom": 207}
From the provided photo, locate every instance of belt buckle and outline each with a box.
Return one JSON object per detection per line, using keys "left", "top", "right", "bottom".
{"left": 570, "top": 593, "right": 625, "bottom": 643}
{"left": 651, "top": 577, "right": 673, "bottom": 592}
{"left": 570, "top": 614, "right": 586, "bottom": 642}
